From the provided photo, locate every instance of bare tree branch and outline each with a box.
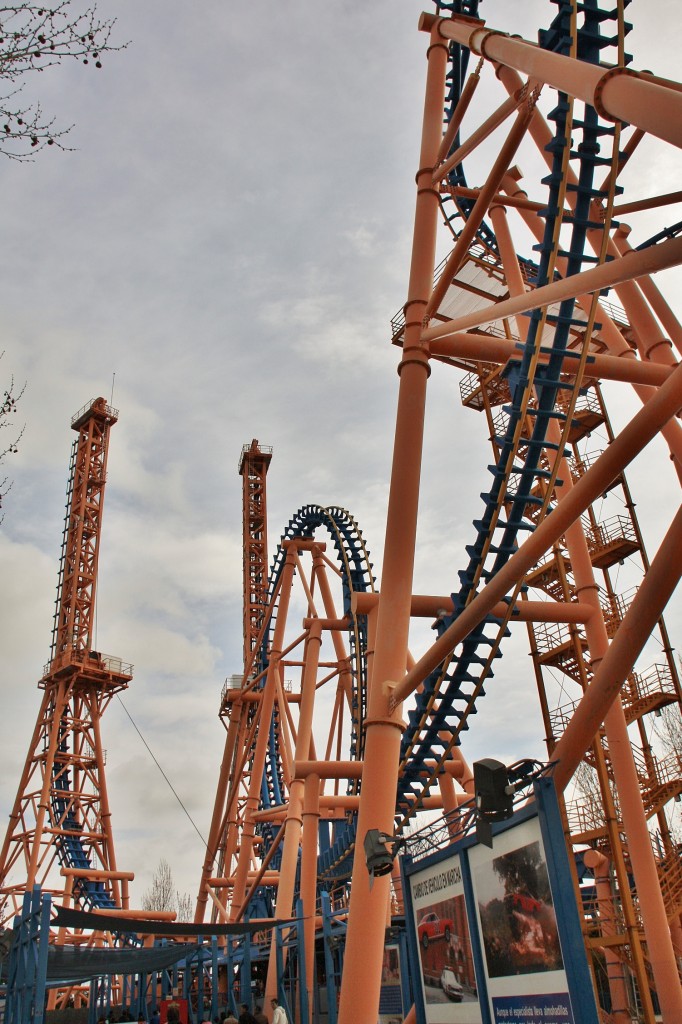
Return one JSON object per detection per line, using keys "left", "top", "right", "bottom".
{"left": 0, "top": 3, "right": 126, "bottom": 159}
{"left": 142, "top": 857, "right": 177, "bottom": 914}
{"left": 0, "top": 350, "right": 26, "bottom": 523}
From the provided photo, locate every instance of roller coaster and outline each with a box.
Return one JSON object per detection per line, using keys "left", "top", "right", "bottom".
{"left": 1, "top": 1, "right": 682, "bottom": 1022}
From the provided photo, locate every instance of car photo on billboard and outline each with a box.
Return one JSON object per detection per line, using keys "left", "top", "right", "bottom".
{"left": 440, "top": 967, "right": 464, "bottom": 1002}
{"left": 417, "top": 910, "right": 454, "bottom": 949}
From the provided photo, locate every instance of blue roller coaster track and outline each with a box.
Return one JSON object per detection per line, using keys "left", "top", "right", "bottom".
{"left": 396, "top": 0, "right": 630, "bottom": 823}
{"left": 243, "top": 505, "right": 375, "bottom": 900}
{"left": 229, "top": 0, "right": 633, "bottom": 898}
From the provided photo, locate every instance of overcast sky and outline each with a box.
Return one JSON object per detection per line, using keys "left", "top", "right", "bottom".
{"left": 1, "top": 1, "right": 680, "bottom": 908}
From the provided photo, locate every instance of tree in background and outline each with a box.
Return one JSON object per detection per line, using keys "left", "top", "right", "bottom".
{"left": 142, "top": 857, "right": 194, "bottom": 920}
{"left": 0, "top": 352, "right": 25, "bottom": 523}
{"left": 176, "top": 890, "right": 194, "bottom": 922}
{"left": 0, "top": 2, "right": 125, "bottom": 159}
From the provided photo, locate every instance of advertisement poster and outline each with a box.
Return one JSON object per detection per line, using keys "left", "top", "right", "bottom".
{"left": 378, "top": 944, "right": 403, "bottom": 1024}
{"left": 468, "top": 817, "right": 575, "bottom": 1024}
{"left": 409, "top": 853, "right": 482, "bottom": 1024}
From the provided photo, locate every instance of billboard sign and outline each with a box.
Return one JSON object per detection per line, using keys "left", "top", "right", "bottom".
{"left": 408, "top": 853, "right": 482, "bottom": 1024}
{"left": 468, "top": 817, "right": 574, "bottom": 1024}
{"left": 402, "top": 778, "right": 598, "bottom": 1024}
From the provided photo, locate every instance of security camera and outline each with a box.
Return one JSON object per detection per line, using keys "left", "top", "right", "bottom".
{"left": 473, "top": 758, "right": 515, "bottom": 848}
{"left": 364, "top": 829, "right": 396, "bottom": 881}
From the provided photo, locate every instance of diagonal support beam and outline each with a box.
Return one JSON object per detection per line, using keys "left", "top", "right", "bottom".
{"left": 388, "top": 357, "right": 682, "bottom": 710}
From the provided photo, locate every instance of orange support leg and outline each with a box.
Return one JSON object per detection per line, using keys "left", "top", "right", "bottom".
{"left": 337, "top": 21, "right": 448, "bottom": 1024}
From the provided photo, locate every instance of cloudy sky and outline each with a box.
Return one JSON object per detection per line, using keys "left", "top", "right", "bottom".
{"left": 1, "top": 0, "right": 680, "bottom": 907}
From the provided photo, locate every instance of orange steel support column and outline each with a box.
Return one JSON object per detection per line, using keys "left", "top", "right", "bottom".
{"left": 553, "top": 503, "right": 682, "bottom": 785}
{"left": 315, "top": 557, "right": 355, "bottom": 704}
{"left": 265, "top": 616, "right": 323, "bottom": 1002}
{"left": 196, "top": 698, "right": 245, "bottom": 922}
{"left": 582, "top": 851, "right": 630, "bottom": 1023}
{"left": 229, "top": 550, "right": 297, "bottom": 921}
{"left": 489, "top": 202, "right": 655, "bottom": 1014}
{"left": 337, "top": 22, "right": 447, "bottom": 1024}
{"left": 301, "top": 772, "right": 321, "bottom": 1020}
{"left": 544, "top": 437, "right": 655, "bottom": 1020}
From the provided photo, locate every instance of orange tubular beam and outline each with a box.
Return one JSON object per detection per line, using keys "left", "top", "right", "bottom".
{"left": 421, "top": 234, "right": 682, "bottom": 341}
{"left": 613, "top": 225, "right": 682, "bottom": 360}
{"left": 294, "top": 760, "right": 363, "bottom": 780}
{"left": 435, "top": 61, "right": 482, "bottom": 165}
{"left": 338, "top": 23, "right": 448, "bottom": 1024}
{"left": 583, "top": 850, "right": 631, "bottom": 1022}
{"left": 427, "top": 331, "right": 672, "bottom": 387}
{"left": 445, "top": 183, "right": 545, "bottom": 213}
{"left": 433, "top": 90, "right": 521, "bottom": 185}
{"left": 234, "top": 821, "right": 286, "bottom": 923}
{"left": 434, "top": 15, "right": 682, "bottom": 148}
{"left": 353, "top": 591, "right": 595, "bottom": 623}
{"left": 613, "top": 189, "right": 682, "bottom": 216}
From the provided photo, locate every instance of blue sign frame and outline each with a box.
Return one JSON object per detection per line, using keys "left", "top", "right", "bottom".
{"left": 401, "top": 777, "right": 598, "bottom": 1024}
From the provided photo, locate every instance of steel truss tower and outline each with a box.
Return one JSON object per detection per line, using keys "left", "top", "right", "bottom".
{"left": 0, "top": 397, "right": 133, "bottom": 934}
{"left": 334, "top": 5, "right": 682, "bottom": 1023}
{"left": 239, "top": 439, "right": 273, "bottom": 672}
{"left": 199, "top": 5, "right": 682, "bottom": 1023}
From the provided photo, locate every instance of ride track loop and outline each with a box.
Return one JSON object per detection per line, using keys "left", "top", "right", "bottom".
{"left": 197, "top": 503, "right": 377, "bottom": 1001}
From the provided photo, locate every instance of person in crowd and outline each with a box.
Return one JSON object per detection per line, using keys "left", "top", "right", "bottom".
{"left": 238, "top": 1005, "right": 256, "bottom": 1024}
{"left": 270, "top": 998, "right": 288, "bottom": 1024}
{"left": 253, "top": 1005, "right": 268, "bottom": 1024}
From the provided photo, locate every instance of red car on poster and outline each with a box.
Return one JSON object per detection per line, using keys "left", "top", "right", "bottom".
{"left": 507, "top": 891, "right": 543, "bottom": 914}
{"left": 417, "top": 911, "right": 454, "bottom": 948}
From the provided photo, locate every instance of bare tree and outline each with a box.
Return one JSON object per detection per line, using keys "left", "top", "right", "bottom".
{"left": 0, "top": 3, "right": 125, "bottom": 159}
{"left": 142, "top": 857, "right": 194, "bottom": 920}
{"left": 655, "top": 703, "right": 682, "bottom": 761}
{"left": 0, "top": 351, "right": 25, "bottom": 523}
{"left": 142, "top": 857, "right": 176, "bottom": 913}
{"left": 176, "top": 890, "right": 194, "bottom": 922}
